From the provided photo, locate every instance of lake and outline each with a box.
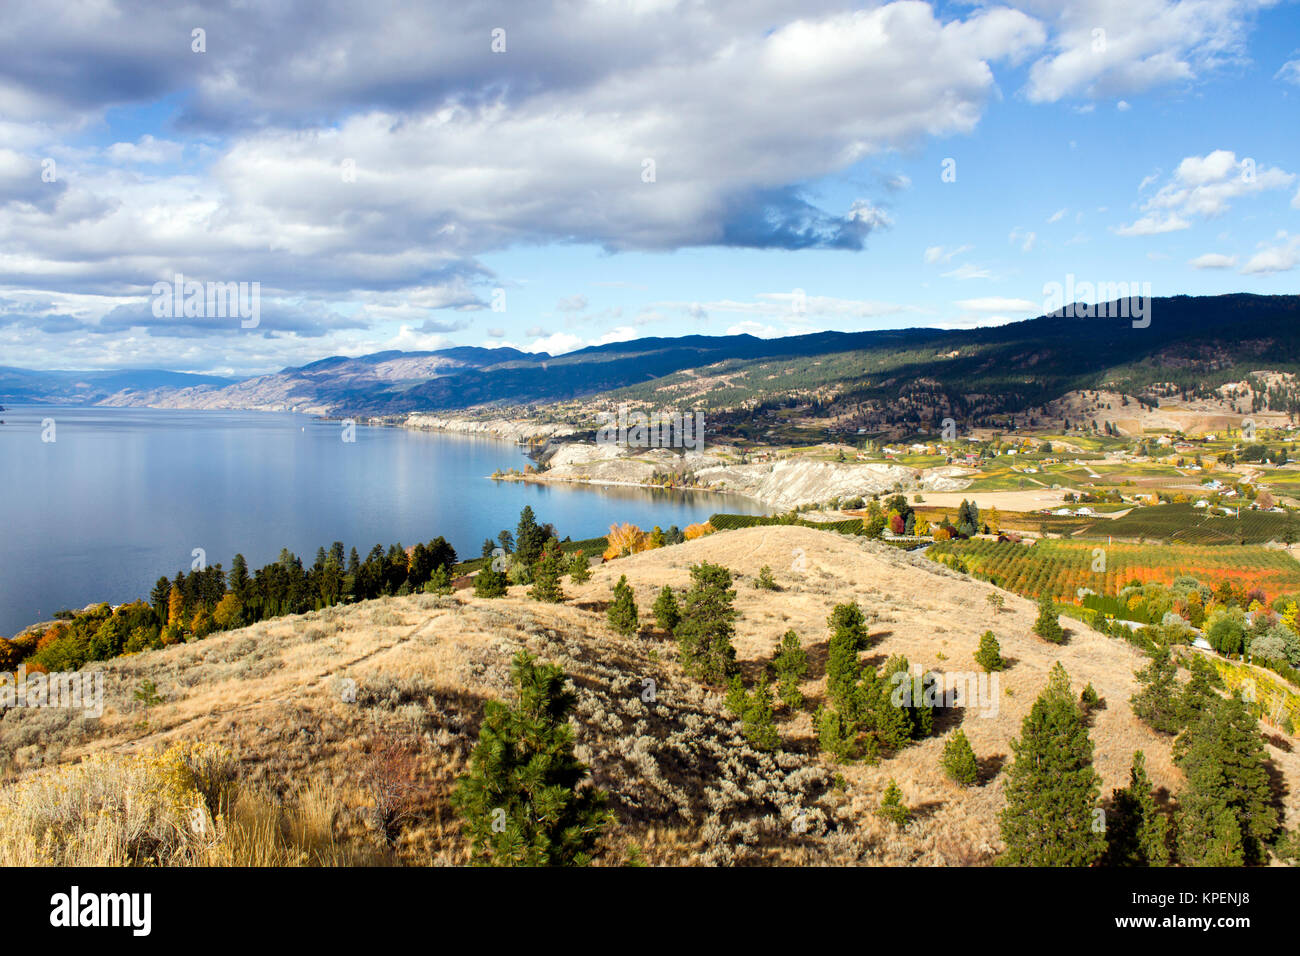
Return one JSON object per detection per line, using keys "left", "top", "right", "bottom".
{"left": 0, "top": 405, "right": 763, "bottom": 636}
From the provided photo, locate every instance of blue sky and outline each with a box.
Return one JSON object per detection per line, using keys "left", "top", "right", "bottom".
{"left": 1, "top": 0, "right": 1297, "bottom": 375}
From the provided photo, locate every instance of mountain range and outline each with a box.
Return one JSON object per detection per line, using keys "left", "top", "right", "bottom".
{"left": 4, "top": 293, "right": 1299, "bottom": 424}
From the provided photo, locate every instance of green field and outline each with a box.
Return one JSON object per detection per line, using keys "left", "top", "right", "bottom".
{"left": 1072, "top": 502, "right": 1299, "bottom": 545}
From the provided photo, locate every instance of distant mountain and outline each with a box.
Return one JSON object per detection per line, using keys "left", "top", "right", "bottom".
{"left": 7, "top": 293, "right": 1299, "bottom": 422}
{"left": 0, "top": 367, "right": 237, "bottom": 405}
{"left": 88, "top": 329, "right": 949, "bottom": 416}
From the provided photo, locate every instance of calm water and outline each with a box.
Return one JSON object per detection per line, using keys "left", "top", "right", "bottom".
{"left": 0, "top": 405, "right": 762, "bottom": 636}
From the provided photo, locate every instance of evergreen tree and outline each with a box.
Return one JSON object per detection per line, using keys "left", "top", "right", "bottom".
{"left": 1033, "top": 594, "right": 1064, "bottom": 643}
{"left": 1174, "top": 693, "right": 1278, "bottom": 866}
{"left": 1104, "top": 751, "right": 1169, "bottom": 866}
{"left": 528, "top": 537, "right": 566, "bottom": 603}
{"left": 755, "top": 565, "right": 778, "bottom": 590}
{"left": 825, "top": 602, "right": 869, "bottom": 705}
{"left": 724, "top": 674, "right": 749, "bottom": 717}
{"left": 652, "top": 585, "right": 680, "bottom": 634}
{"left": 942, "top": 729, "right": 979, "bottom": 786}
{"left": 425, "top": 565, "right": 453, "bottom": 595}
{"left": 1130, "top": 645, "right": 1184, "bottom": 735}
{"left": 474, "top": 565, "right": 508, "bottom": 598}
{"left": 877, "top": 779, "right": 910, "bottom": 827}
{"left": 974, "top": 630, "right": 1004, "bottom": 672}
{"left": 607, "top": 575, "right": 639, "bottom": 637}
{"left": 773, "top": 629, "right": 807, "bottom": 709}
{"left": 999, "top": 666, "right": 1105, "bottom": 866}
{"left": 567, "top": 550, "right": 591, "bottom": 583}
{"left": 675, "top": 562, "right": 738, "bottom": 684}
{"left": 481, "top": 538, "right": 496, "bottom": 561}
{"left": 742, "top": 675, "right": 780, "bottom": 752}
{"left": 451, "top": 651, "right": 611, "bottom": 865}
{"left": 514, "top": 506, "right": 546, "bottom": 566}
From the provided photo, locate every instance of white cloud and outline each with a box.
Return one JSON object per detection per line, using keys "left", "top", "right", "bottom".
{"left": 1019, "top": 0, "right": 1271, "bottom": 103}
{"left": 1188, "top": 253, "right": 1238, "bottom": 269}
{"left": 942, "top": 263, "right": 995, "bottom": 280}
{"left": 924, "top": 244, "right": 972, "bottom": 264}
{"left": 1118, "top": 150, "right": 1297, "bottom": 235}
{"left": 1276, "top": 59, "right": 1300, "bottom": 84}
{"left": 1116, "top": 213, "right": 1191, "bottom": 236}
{"left": 1240, "top": 234, "right": 1300, "bottom": 275}
{"left": 1047, "top": 208, "right": 1067, "bottom": 223}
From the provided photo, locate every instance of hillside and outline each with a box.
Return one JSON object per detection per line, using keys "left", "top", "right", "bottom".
{"left": 12, "top": 294, "right": 1300, "bottom": 433}
{"left": 5, "top": 525, "right": 1291, "bottom": 865}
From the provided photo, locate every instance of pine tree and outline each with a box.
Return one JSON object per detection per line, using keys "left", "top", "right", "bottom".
{"left": 825, "top": 603, "right": 869, "bottom": 705}
{"left": 451, "top": 651, "right": 612, "bottom": 865}
{"left": 773, "top": 629, "right": 807, "bottom": 709}
{"left": 528, "top": 537, "right": 566, "bottom": 603}
{"left": 607, "top": 575, "right": 639, "bottom": 637}
{"left": 1104, "top": 751, "right": 1169, "bottom": 866}
{"left": 425, "top": 564, "right": 453, "bottom": 595}
{"left": 567, "top": 550, "right": 591, "bottom": 583}
{"left": 675, "top": 562, "right": 738, "bottom": 684}
{"left": 742, "top": 675, "right": 780, "bottom": 751}
{"left": 473, "top": 565, "right": 508, "bottom": 598}
{"left": 724, "top": 674, "right": 749, "bottom": 717}
{"left": 877, "top": 779, "right": 910, "bottom": 827}
{"left": 755, "top": 565, "right": 778, "bottom": 590}
{"left": 1175, "top": 693, "right": 1278, "bottom": 866}
{"left": 1033, "top": 594, "right": 1064, "bottom": 643}
{"left": 1130, "top": 645, "right": 1184, "bottom": 734}
{"left": 999, "top": 666, "right": 1105, "bottom": 866}
{"left": 974, "top": 630, "right": 1004, "bottom": 672}
{"left": 652, "top": 585, "right": 680, "bottom": 634}
{"left": 942, "top": 729, "right": 979, "bottom": 786}
{"left": 514, "top": 506, "right": 546, "bottom": 566}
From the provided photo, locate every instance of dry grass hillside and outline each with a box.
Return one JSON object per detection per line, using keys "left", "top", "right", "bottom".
{"left": 2, "top": 525, "right": 1295, "bottom": 865}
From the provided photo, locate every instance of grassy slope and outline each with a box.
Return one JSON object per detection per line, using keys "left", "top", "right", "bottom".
{"left": 3, "top": 525, "right": 1295, "bottom": 865}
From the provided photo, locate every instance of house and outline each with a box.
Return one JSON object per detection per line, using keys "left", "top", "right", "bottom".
{"left": 1075, "top": 507, "right": 1095, "bottom": 516}
{"left": 1195, "top": 499, "right": 1210, "bottom": 508}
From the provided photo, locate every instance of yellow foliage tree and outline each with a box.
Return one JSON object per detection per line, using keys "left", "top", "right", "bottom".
{"left": 604, "top": 523, "right": 649, "bottom": 560}
{"left": 683, "top": 521, "right": 715, "bottom": 541}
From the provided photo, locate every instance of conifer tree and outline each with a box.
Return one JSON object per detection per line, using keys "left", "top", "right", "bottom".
{"left": 742, "top": 675, "right": 780, "bottom": 752}
{"left": 473, "top": 565, "right": 508, "bottom": 598}
{"left": 724, "top": 674, "right": 749, "bottom": 717}
{"left": 528, "top": 537, "right": 566, "bottom": 603}
{"left": 1174, "top": 693, "right": 1278, "bottom": 866}
{"left": 877, "top": 779, "right": 910, "bottom": 827}
{"left": 652, "top": 585, "right": 680, "bottom": 634}
{"left": 514, "top": 506, "right": 547, "bottom": 566}
{"left": 1104, "top": 751, "right": 1169, "bottom": 866}
{"left": 425, "top": 564, "right": 453, "bottom": 595}
{"left": 773, "top": 629, "right": 808, "bottom": 709}
{"left": 451, "top": 651, "right": 611, "bottom": 866}
{"left": 607, "top": 575, "right": 639, "bottom": 637}
{"left": 825, "top": 603, "right": 869, "bottom": 705}
{"left": 1130, "top": 645, "right": 1184, "bottom": 734}
{"left": 942, "top": 729, "right": 979, "bottom": 786}
{"left": 974, "top": 630, "right": 1004, "bottom": 672}
{"left": 1033, "top": 594, "right": 1064, "bottom": 643}
{"left": 999, "top": 665, "right": 1105, "bottom": 866}
{"left": 675, "top": 562, "right": 738, "bottom": 684}
{"left": 567, "top": 550, "right": 591, "bottom": 583}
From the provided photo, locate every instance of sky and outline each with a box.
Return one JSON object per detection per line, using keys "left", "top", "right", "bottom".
{"left": 1, "top": 0, "right": 1298, "bottom": 377}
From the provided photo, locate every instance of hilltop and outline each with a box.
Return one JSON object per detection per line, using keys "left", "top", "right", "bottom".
{"left": 5, "top": 524, "right": 1292, "bottom": 865}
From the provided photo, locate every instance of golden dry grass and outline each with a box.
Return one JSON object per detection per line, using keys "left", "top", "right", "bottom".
{"left": 2, "top": 524, "right": 1295, "bottom": 865}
